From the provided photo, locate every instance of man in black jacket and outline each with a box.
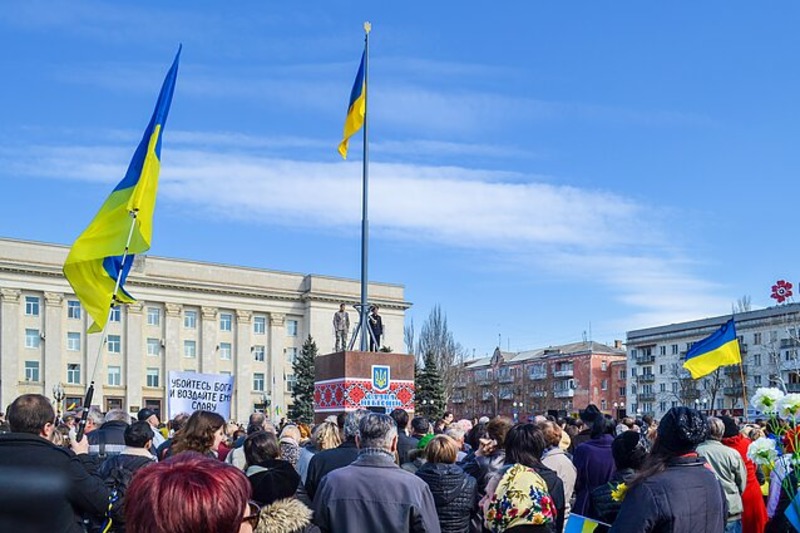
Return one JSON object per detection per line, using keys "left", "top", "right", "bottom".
{"left": 88, "top": 408, "right": 130, "bottom": 458}
{"left": 391, "top": 408, "right": 418, "bottom": 464}
{"left": 0, "top": 394, "right": 110, "bottom": 533}
{"left": 305, "top": 409, "right": 369, "bottom": 500}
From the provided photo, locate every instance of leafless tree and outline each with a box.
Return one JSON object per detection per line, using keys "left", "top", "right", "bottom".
{"left": 416, "top": 305, "right": 466, "bottom": 405}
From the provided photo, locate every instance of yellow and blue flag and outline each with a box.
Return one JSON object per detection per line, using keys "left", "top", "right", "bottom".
{"left": 682, "top": 318, "right": 742, "bottom": 379}
{"left": 564, "top": 514, "right": 605, "bottom": 533}
{"left": 338, "top": 50, "right": 366, "bottom": 159}
{"left": 63, "top": 48, "right": 180, "bottom": 333}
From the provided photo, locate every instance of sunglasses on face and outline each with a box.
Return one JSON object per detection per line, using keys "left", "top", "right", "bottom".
{"left": 242, "top": 500, "right": 261, "bottom": 528}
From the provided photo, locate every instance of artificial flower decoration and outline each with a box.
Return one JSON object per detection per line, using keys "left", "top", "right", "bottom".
{"left": 771, "top": 280, "right": 794, "bottom": 303}
{"left": 747, "top": 436, "right": 779, "bottom": 466}
{"left": 751, "top": 387, "right": 785, "bottom": 414}
{"left": 779, "top": 393, "right": 800, "bottom": 419}
{"left": 610, "top": 482, "right": 628, "bottom": 502}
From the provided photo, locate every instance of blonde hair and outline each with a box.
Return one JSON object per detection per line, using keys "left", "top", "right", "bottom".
{"left": 280, "top": 424, "right": 301, "bottom": 443}
{"left": 424, "top": 435, "right": 458, "bottom": 464}
{"left": 314, "top": 420, "right": 342, "bottom": 451}
{"left": 538, "top": 420, "right": 563, "bottom": 448}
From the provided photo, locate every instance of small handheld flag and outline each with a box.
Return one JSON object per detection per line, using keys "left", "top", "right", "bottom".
{"left": 337, "top": 49, "right": 366, "bottom": 159}
{"left": 564, "top": 514, "right": 606, "bottom": 533}
{"left": 63, "top": 48, "right": 180, "bottom": 333}
{"left": 682, "top": 318, "right": 742, "bottom": 379}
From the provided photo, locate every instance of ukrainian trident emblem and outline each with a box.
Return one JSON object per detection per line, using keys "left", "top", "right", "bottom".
{"left": 372, "top": 365, "right": 390, "bottom": 392}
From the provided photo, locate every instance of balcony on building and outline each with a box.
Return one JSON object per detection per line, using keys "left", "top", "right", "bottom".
{"left": 454, "top": 379, "right": 468, "bottom": 389}
{"left": 724, "top": 385, "right": 744, "bottom": 396}
{"left": 786, "top": 383, "right": 800, "bottom": 393}
{"left": 636, "top": 374, "right": 656, "bottom": 383}
{"left": 476, "top": 375, "right": 492, "bottom": 386}
{"left": 739, "top": 343, "right": 748, "bottom": 353}
{"left": 553, "top": 368, "right": 574, "bottom": 378}
{"left": 638, "top": 393, "right": 656, "bottom": 402}
{"left": 451, "top": 395, "right": 465, "bottom": 404}
{"left": 635, "top": 353, "right": 656, "bottom": 364}
{"left": 498, "top": 372, "right": 515, "bottom": 384}
{"left": 529, "top": 370, "right": 547, "bottom": 381}
{"left": 481, "top": 391, "right": 494, "bottom": 401}
{"left": 780, "top": 339, "right": 800, "bottom": 349}
{"left": 553, "top": 388, "right": 575, "bottom": 398}
{"left": 530, "top": 390, "right": 547, "bottom": 398}
{"left": 724, "top": 365, "right": 747, "bottom": 376}
{"left": 499, "top": 389, "right": 514, "bottom": 400}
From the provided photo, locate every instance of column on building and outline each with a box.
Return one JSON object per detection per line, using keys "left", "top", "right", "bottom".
{"left": 201, "top": 306, "right": 217, "bottom": 374}
{"left": 43, "top": 292, "right": 64, "bottom": 404}
{"left": 0, "top": 289, "right": 21, "bottom": 409}
{"left": 235, "top": 309, "right": 253, "bottom": 421}
{"left": 125, "top": 302, "right": 144, "bottom": 412}
{"left": 269, "top": 312, "right": 286, "bottom": 418}
{"left": 164, "top": 303, "right": 182, "bottom": 394}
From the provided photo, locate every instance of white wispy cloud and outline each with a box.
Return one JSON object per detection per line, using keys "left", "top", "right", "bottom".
{"left": 0, "top": 138, "right": 727, "bottom": 330}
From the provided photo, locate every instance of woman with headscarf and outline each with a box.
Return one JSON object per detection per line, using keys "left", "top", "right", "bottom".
{"left": 720, "top": 415, "right": 767, "bottom": 533}
{"left": 279, "top": 424, "right": 301, "bottom": 469}
{"left": 610, "top": 407, "right": 727, "bottom": 533}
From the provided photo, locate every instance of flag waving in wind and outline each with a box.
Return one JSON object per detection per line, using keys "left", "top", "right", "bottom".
{"left": 338, "top": 50, "right": 366, "bottom": 159}
{"left": 63, "top": 48, "right": 180, "bottom": 333}
{"left": 682, "top": 318, "right": 742, "bottom": 379}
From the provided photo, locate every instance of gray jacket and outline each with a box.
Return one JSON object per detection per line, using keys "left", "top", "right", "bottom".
{"left": 313, "top": 449, "right": 441, "bottom": 533}
{"left": 696, "top": 439, "right": 746, "bottom": 518}
{"left": 542, "top": 446, "right": 577, "bottom": 520}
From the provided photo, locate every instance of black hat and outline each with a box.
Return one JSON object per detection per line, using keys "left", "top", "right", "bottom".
{"left": 612, "top": 430, "right": 650, "bottom": 470}
{"left": 137, "top": 408, "right": 156, "bottom": 422}
{"left": 579, "top": 404, "right": 601, "bottom": 424}
{"left": 719, "top": 415, "right": 739, "bottom": 439}
{"left": 657, "top": 407, "right": 707, "bottom": 455}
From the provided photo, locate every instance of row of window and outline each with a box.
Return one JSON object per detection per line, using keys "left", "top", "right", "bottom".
{"left": 23, "top": 360, "right": 287, "bottom": 393}
{"left": 22, "top": 297, "right": 300, "bottom": 337}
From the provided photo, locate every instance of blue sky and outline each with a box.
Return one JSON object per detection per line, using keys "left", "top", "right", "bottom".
{"left": 1, "top": 1, "right": 798, "bottom": 358}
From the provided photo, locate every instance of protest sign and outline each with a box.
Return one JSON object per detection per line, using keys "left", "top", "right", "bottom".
{"left": 167, "top": 371, "right": 234, "bottom": 419}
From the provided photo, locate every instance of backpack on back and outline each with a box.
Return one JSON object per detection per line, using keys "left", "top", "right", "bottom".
{"left": 91, "top": 455, "right": 154, "bottom": 533}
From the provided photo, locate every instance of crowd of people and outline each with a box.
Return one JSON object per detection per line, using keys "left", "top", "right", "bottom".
{"left": 0, "top": 394, "right": 793, "bottom": 533}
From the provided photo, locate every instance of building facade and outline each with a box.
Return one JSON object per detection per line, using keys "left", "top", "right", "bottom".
{"left": 0, "top": 238, "right": 410, "bottom": 421}
{"left": 626, "top": 303, "right": 800, "bottom": 419}
{"left": 449, "top": 341, "right": 626, "bottom": 420}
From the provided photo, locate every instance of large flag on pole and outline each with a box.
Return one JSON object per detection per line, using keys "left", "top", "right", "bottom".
{"left": 63, "top": 48, "right": 181, "bottom": 333}
{"left": 337, "top": 50, "right": 366, "bottom": 159}
{"left": 682, "top": 318, "right": 742, "bottom": 379}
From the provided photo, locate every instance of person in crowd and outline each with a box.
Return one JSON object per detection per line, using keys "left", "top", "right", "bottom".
{"left": 572, "top": 405, "right": 601, "bottom": 449}
{"left": 481, "top": 462, "right": 558, "bottom": 533}
{"left": 156, "top": 412, "right": 190, "bottom": 460}
{"left": 244, "top": 431, "right": 302, "bottom": 505}
{"left": 720, "top": 415, "right": 768, "bottom": 533}
{"left": 313, "top": 413, "right": 440, "bottom": 532}
{"left": 697, "top": 417, "right": 746, "bottom": 533}
{"left": 0, "top": 394, "right": 110, "bottom": 533}
{"left": 415, "top": 435, "right": 477, "bottom": 533}
{"left": 97, "top": 421, "right": 158, "bottom": 532}
{"left": 136, "top": 408, "right": 165, "bottom": 449}
{"left": 296, "top": 420, "right": 341, "bottom": 484}
{"left": 539, "top": 420, "right": 577, "bottom": 523}
{"left": 402, "top": 434, "right": 434, "bottom": 473}
{"left": 433, "top": 419, "right": 448, "bottom": 435}
{"left": 590, "top": 430, "right": 649, "bottom": 530}
{"left": 168, "top": 410, "right": 226, "bottom": 458}
{"left": 279, "top": 424, "right": 302, "bottom": 469}
{"left": 229, "top": 423, "right": 272, "bottom": 470}
{"left": 125, "top": 452, "right": 256, "bottom": 533}
{"left": 442, "top": 412, "right": 454, "bottom": 426}
{"left": 573, "top": 414, "right": 616, "bottom": 517}
{"left": 463, "top": 417, "right": 513, "bottom": 498}
{"left": 305, "top": 409, "right": 369, "bottom": 500}
{"left": 88, "top": 408, "right": 130, "bottom": 458}
{"left": 610, "top": 406, "right": 727, "bottom": 532}
{"left": 52, "top": 423, "right": 72, "bottom": 449}
{"left": 392, "top": 408, "right": 418, "bottom": 464}
{"left": 499, "top": 423, "right": 566, "bottom": 532}
{"left": 444, "top": 425, "right": 468, "bottom": 461}
{"left": 411, "top": 416, "right": 432, "bottom": 441}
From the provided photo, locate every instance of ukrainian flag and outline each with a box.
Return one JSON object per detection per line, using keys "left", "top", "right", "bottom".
{"left": 337, "top": 50, "right": 366, "bottom": 159}
{"left": 682, "top": 318, "right": 742, "bottom": 379}
{"left": 63, "top": 48, "right": 180, "bottom": 333}
{"left": 565, "top": 514, "right": 604, "bottom": 532}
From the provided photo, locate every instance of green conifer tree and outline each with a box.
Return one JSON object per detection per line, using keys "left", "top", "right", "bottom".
{"left": 289, "top": 334, "right": 317, "bottom": 423}
{"left": 415, "top": 351, "right": 445, "bottom": 419}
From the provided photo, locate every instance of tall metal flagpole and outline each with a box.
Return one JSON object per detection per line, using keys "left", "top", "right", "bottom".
{"left": 75, "top": 211, "right": 139, "bottom": 441}
{"left": 359, "top": 21, "right": 372, "bottom": 351}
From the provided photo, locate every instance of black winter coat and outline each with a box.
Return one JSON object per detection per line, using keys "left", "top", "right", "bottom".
{"left": 609, "top": 455, "right": 727, "bottom": 533}
{"left": 88, "top": 420, "right": 128, "bottom": 458}
{"left": 589, "top": 468, "right": 636, "bottom": 531}
{"left": 532, "top": 463, "right": 566, "bottom": 533}
{"left": 0, "top": 432, "right": 110, "bottom": 533}
{"left": 415, "top": 462, "right": 477, "bottom": 533}
{"left": 304, "top": 439, "right": 359, "bottom": 500}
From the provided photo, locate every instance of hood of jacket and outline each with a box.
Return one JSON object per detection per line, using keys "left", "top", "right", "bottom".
{"left": 255, "top": 498, "right": 313, "bottom": 533}
{"left": 416, "top": 462, "right": 470, "bottom": 506}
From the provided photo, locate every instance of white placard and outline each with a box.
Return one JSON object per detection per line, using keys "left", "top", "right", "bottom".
{"left": 167, "top": 371, "right": 234, "bottom": 419}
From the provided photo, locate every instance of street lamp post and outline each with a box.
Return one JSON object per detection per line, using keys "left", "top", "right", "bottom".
{"left": 613, "top": 401, "right": 620, "bottom": 420}
{"left": 52, "top": 382, "right": 65, "bottom": 421}
{"left": 512, "top": 401, "right": 524, "bottom": 423}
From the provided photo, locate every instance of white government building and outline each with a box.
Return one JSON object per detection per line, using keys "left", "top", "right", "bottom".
{"left": 0, "top": 238, "right": 409, "bottom": 421}
{"left": 626, "top": 303, "right": 800, "bottom": 419}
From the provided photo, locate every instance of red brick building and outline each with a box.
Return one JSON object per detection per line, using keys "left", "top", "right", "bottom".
{"left": 449, "top": 341, "right": 626, "bottom": 420}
